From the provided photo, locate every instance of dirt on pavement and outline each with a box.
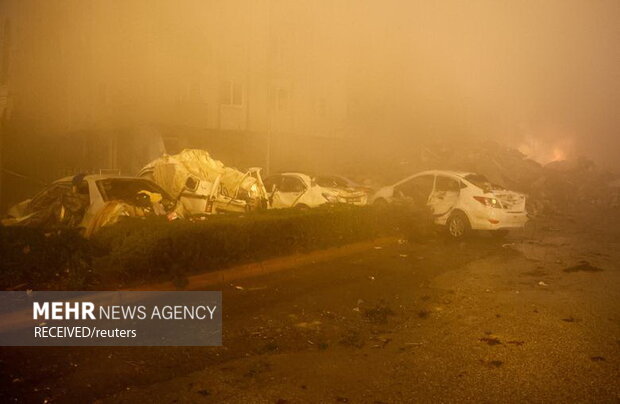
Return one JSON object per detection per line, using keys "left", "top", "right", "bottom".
{"left": 1, "top": 207, "right": 619, "bottom": 403}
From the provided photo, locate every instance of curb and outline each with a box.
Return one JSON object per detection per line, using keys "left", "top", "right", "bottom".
{"left": 128, "top": 236, "right": 399, "bottom": 291}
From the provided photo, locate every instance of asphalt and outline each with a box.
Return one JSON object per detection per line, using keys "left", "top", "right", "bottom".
{"left": 1, "top": 208, "right": 619, "bottom": 403}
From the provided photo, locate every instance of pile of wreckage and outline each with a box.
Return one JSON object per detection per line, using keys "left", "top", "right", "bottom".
{"left": 411, "top": 140, "right": 619, "bottom": 214}
{"left": 3, "top": 142, "right": 618, "bottom": 237}
{"left": 2, "top": 150, "right": 269, "bottom": 236}
{"left": 1, "top": 149, "right": 370, "bottom": 237}
{"left": 138, "top": 149, "right": 268, "bottom": 215}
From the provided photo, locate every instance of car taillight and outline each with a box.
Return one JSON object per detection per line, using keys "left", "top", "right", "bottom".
{"left": 473, "top": 196, "right": 502, "bottom": 208}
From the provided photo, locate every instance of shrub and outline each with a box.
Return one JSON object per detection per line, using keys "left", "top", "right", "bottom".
{"left": 1, "top": 204, "right": 428, "bottom": 289}
{"left": 0, "top": 227, "right": 94, "bottom": 289}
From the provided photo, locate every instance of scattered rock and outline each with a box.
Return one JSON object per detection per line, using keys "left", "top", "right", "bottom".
{"left": 340, "top": 330, "right": 365, "bottom": 348}
{"left": 417, "top": 310, "right": 431, "bottom": 319}
{"left": 295, "top": 321, "right": 321, "bottom": 330}
{"left": 480, "top": 336, "right": 502, "bottom": 346}
{"left": 480, "top": 359, "right": 504, "bottom": 368}
{"left": 363, "top": 302, "right": 394, "bottom": 324}
{"left": 563, "top": 261, "right": 603, "bottom": 273}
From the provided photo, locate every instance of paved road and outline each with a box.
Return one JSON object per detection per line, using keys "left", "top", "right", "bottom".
{"left": 2, "top": 209, "right": 619, "bottom": 403}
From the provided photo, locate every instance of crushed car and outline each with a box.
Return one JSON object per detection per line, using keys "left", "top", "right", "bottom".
{"left": 263, "top": 172, "right": 368, "bottom": 209}
{"left": 2, "top": 174, "right": 180, "bottom": 237}
{"left": 313, "top": 175, "right": 373, "bottom": 203}
{"left": 370, "top": 170, "right": 528, "bottom": 238}
{"left": 139, "top": 149, "right": 268, "bottom": 216}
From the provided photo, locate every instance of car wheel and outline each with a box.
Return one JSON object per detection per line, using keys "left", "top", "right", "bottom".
{"left": 446, "top": 211, "right": 470, "bottom": 239}
{"left": 295, "top": 203, "right": 310, "bottom": 210}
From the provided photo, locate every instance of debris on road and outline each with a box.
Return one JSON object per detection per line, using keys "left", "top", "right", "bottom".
{"left": 480, "top": 336, "right": 502, "bottom": 346}
{"left": 563, "top": 261, "right": 603, "bottom": 273}
{"left": 480, "top": 359, "right": 504, "bottom": 368}
{"left": 363, "top": 302, "right": 394, "bottom": 324}
{"left": 294, "top": 321, "right": 321, "bottom": 330}
{"left": 404, "top": 342, "right": 423, "bottom": 346}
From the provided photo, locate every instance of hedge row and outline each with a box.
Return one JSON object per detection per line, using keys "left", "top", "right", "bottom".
{"left": 0, "top": 204, "right": 430, "bottom": 290}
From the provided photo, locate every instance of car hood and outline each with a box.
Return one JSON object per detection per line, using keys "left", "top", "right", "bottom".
{"left": 322, "top": 186, "right": 367, "bottom": 198}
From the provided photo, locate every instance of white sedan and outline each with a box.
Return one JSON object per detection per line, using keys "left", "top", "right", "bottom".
{"left": 370, "top": 170, "right": 528, "bottom": 238}
{"left": 263, "top": 172, "right": 367, "bottom": 209}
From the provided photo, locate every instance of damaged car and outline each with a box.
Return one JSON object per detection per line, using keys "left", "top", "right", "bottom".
{"left": 2, "top": 174, "right": 180, "bottom": 237}
{"left": 139, "top": 149, "right": 268, "bottom": 216}
{"left": 370, "top": 170, "right": 528, "bottom": 238}
{"left": 263, "top": 172, "right": 367, "bottom": 209}
{"left": 313, "top": 175, "right": 372, "bottom": 205}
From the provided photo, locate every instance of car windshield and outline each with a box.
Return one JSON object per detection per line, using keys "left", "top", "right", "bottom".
{"left": 314, "top": 176, "right": 348, "bottom": 188}
{"left": 96, "top": 178, "right": 172, "bottom": 203}
{"left": 464, "top": 174, "right": 503, "bottom": 192}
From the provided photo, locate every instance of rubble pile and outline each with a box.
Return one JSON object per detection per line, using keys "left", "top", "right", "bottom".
{"left": 140, "top": 149, "right": 257, "bottom": 200}
{"left": 415, "top": 140, "right": 618, "bottom": 214}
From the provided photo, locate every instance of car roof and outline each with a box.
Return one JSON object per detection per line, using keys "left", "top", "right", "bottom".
{"left": 415, "top": 170, "right": 474, "bottom": 178}
{"left": 275, "top": 172, "right": 312, "bottom": 180}
{"left": 393, "top": 170, "right": 476, "bottom": 186}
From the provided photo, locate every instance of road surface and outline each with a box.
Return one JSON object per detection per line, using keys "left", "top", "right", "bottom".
{"left": 1, "top": 208, "right": 619, "bottom": 403}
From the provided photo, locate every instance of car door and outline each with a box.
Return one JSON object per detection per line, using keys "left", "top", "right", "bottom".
{"left": 263, "top": 175, "right": 282, "bottom": 208}
{"left": 271, "top": 175, "right": 306, "bottom": 208}
{"left": 428, "top": 175, "right": 461, "bottom": 219}
{"left": 393, "top": 174, "right": 435, "bottom": 206}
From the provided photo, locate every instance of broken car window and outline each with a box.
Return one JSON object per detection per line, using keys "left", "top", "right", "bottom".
{"left": 435, "top": 176, "right": 460, "bottom": 193}
{"left": 396, "top": 175, "right": 434, "bottom": 204}
{"left": 315, "top": 176, "right": 348, "bottom": 188}
{"left": 263, "top": 176, "right": 281, "bottom": 193}
{"left": 97, "top": 179, "right": 171, "bottom": 204}
{"left": 279, "top": 176, "right": 305, "bottom": 193}
{"left": 28, "top": 183, "right": 73, "bottom": 213}
{"left": 464, "top": 174, "right": 502, "bottom": 192}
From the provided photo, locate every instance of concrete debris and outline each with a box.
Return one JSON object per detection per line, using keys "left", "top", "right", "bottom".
{"left": 388, "top": 140, "right": 619, "bottom": 215}
{"left": 140, "top": 149, "right": 268, "bottom": 216}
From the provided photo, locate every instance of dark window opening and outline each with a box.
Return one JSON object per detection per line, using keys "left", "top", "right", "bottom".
{"left": 280, "top": 176, "right": 305, "bottom": 193}
{"left": 96, "top": 179, "right": 172, "bottom": 204}
{"left": 435, "top": 176, "right": 461, "bottom": 192}
{"left": 396, "top": 175, "right": 434, "bottom": 203}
